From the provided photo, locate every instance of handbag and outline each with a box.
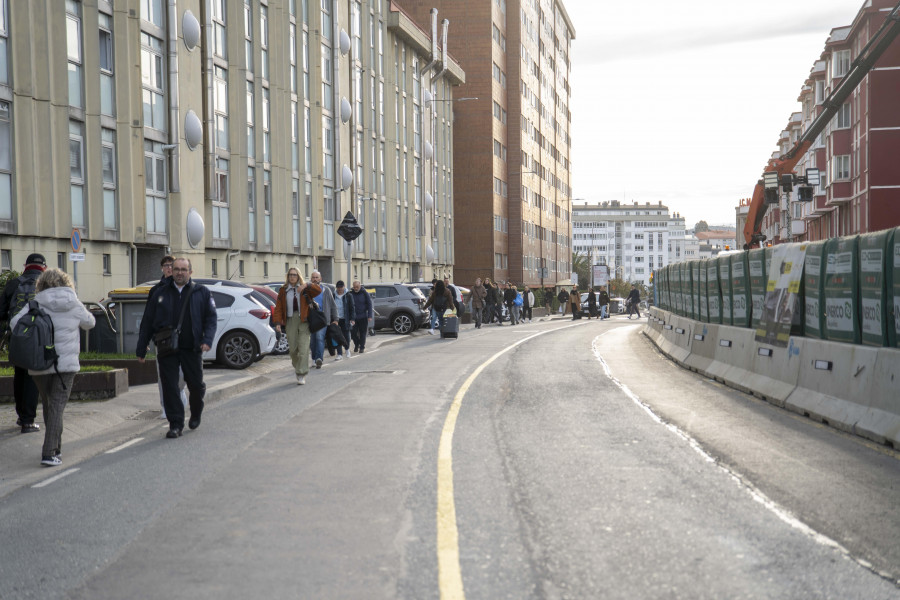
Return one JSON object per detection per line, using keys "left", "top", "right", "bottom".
{"left": 153, "top": 284, "right": 195, "bottom": 357}
{"left": 306, "top": 299, "right": 327, "bottom": 333}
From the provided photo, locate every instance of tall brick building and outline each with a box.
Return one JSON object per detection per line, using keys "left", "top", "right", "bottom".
{"left": 402, "top": 0, "right": 575, "bottom": 288}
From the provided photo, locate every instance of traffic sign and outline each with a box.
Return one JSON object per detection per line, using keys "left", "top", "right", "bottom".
{"left": 71, "top": 229, "right": 82, "bottom": 252}
{"left": 69, "top": 253, "right": 85, "bottom": 262}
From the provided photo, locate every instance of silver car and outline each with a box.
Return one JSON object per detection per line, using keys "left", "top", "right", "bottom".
{"left": 367, "top": 283, "right": 429, "bottom": 334}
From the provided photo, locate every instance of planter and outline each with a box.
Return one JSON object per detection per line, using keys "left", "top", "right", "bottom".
{"left": 2, "top": 359, "right": 156, "bottom": 387}
{"left": 0, "top": 369, "right": 129, "bottom": 402}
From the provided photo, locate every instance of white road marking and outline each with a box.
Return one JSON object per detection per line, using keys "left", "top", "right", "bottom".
{"left": 32, "top": 468, "right": 80, "bottom": 488}
{"left": 105, "top": 438, "right": 144, "bottom": 454}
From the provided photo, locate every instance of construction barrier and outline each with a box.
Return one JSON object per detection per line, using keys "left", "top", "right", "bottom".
{"left": 859, "top": 230, "right": 892, "bottom": 347}
{"left": 706, "top": 259, "right": 722, "bottom": 324}
{"left": 892, "top": 228, "right": 900, "bottom": 348}
{"left": 690, "top": 261, "right": 701, "bottom": 321}
{"left": 683, "top": 322, "right": 719, "bottom": 374}
{"left": 719, "top": 255, "right": 733, "bottom": 326}
{"left": 803, "top": 240, "right": 827, "bottom": 339}
{"left": 730, "top": 252, "right": 751, "bottom": 328}
{"left": 748, "top": 248, "right": 767, "bottom": 332}
{"left": 823, "top": 235, "right": 861, "bottom": 343}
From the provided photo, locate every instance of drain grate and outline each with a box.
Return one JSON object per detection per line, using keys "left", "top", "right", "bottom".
{"left": 127, "top": 410, "right": 162, "bottom": 421}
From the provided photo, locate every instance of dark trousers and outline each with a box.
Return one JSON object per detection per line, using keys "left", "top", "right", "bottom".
{"left": 13, "top": 366, "right": 39, "bottom": 424}
{"left": 33, "top": 372, "right": 76, "bottom": 458}
{"left": 522, "top": 306, "right": 532, "bottom": 320}
{"left": 337, "top": 318, "right": 352, "bottom": 355}
{"left": 351, "top": 319, "right": 369, "bottom": 351}
{"left": 159, "top": 350, "right": 205, "bottom": 429}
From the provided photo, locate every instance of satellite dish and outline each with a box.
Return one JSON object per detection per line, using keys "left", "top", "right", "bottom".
{"left": 424, "top": 141, "right": 433, "bottom": 161}
{"left": 185, "top": 110, "right": 202, "bottom": 150}
{"left": 341, "top": 165, "right": 353, "bottom": 190}
{"left": 183, "top": 10, "right": 201, "bottom": 50}
{"left": 186, "top": 207, "right": 205, "bottom": 248}
{"left": 424, "top": 89, "right": 433, "bottom": 104}
{"left": 425, "top": 245, "right": 435, "bottom": 263}
{"left": 339, "top": 30, "right": 351, "bottom": 55}
{"left": 424, "top": 192, "right": 434, "bottom": 211}
{"left": 340, "top": 97, "right": 352, "bottom": 123}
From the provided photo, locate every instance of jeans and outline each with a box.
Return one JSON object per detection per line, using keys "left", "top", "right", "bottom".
{"left": 473, "top": 306, "right": 484, "bottom": 328}
{"left": 310, "top": 326, "right": 326, "bottom": 361}
{"left": 430, "top": 309, "right": 440, "bottom": 330}
{"left": 601, "top": 305, "right": 609, "bottom": 319}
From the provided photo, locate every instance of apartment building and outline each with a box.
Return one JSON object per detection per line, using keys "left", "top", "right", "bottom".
{"left": 402, "top": 0, "right": 575, "bottom": 288}
{"left": 572, "top": 201, "right": 675, "bottom": 287}
{"left": 759, "top": 0, "right": 900, "bottom": 244}
{"left": 0, "top": 0, "right": 464, "bottom": 294}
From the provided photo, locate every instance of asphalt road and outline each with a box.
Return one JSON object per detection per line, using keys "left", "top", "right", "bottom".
{"left": 1, "top": 318, "right": 898, "bottom": 599}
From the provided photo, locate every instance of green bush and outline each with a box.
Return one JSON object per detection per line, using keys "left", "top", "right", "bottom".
{"left": 0, "top": 364, "right": 114, "bottom": 377}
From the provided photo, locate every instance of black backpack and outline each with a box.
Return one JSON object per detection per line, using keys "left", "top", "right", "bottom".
{"left": 8, "top": 300, "right": 65, "bottom": 387}
{"left": 11, "top": 275, "right": 37, "bottom": 319}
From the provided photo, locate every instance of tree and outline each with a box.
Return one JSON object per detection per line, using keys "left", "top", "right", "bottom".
{"left": 609, "top": 275, "right": 630, "bottom": 299}
{"left": 572, "top": 251, "right": 590, "bottom": 290}
{"left": 694, "top": 220, "right": 709, "bottom": 233}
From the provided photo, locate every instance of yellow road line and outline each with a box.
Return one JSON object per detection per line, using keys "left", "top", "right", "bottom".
{"left": 437, "top": 321, "right": 584, "bottom": 599}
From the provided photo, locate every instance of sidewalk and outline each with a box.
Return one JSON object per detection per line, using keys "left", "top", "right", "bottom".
{"left": 0, "top": 331, "right": 415, "bottom": 495}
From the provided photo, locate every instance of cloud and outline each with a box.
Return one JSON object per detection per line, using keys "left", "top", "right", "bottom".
{"left": 574, "top": 10, "right": 851, "bottom": 66}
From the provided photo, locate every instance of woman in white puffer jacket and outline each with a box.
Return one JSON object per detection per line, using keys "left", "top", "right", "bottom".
{"left": 10, "top": 268, "right": 95, "bottom": 467}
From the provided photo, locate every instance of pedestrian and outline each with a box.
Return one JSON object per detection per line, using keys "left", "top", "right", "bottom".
{"left": 444, "top": 275, "right": 462, "bottom": 314}
{"left": 504, "top": 282, "right": 518, "bottom": 325}
{"left": 483, "top": 278, "right": 496, "bottom": 324}
{"left": 332, "top": 280, "right": 355, "bottom": 360}
{"left": 10, "top": 268, "right": 95, "bottom": 466}
{"left": 599, "top": 287, "right": 611, "bottom": 319}
{"left": 492, "top": 281, "right": 505, "bottom": 324}
{"left": 0, "top": 253, "right": 46, "bottom": 433}
{"left": 143, "top": 255, "right": 187, "bottom": 419}
{"left": 349, "top": 280, "right": 373, "bottom": 353}
{"left": 544, "top": 287, "right": 553, "bottom": 314}
{"left": 272, "top": 267, "right": 320, "bottom": 385}
{"left": 587, "top": 288, "right": 598, "bottom": 319}
{"left": 136, "top": 258, "right": 217, "bottom": 439}
{"left": 308, "top": 270, "right": 337, "bottom": 370}
{"left": 627, "top": 284, "right": 642, "bottom": 319}
{"left": 570, "top": 286, "right": 580, "bottom": 320}
{"left": 423, "top": 279, "right": 454, "bottom": 334}
{"left": 471, "top": 278, "right": 487, "bottom": 328}
{"left": 427, "top": 278, "right": 439, "bottom": 334}
{"left": 522, "top": 285, "right": 534, "bottom": 322}
{"left": 557, "top": 288, "right": 570, "bottom": 316}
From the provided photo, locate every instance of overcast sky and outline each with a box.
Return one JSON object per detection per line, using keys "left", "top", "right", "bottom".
{"left": 565, "top": 0, "right": 866, "bottom": 229}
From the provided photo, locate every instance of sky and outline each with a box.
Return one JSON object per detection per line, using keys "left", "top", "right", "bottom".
{"left": 564, "top": 0, "right": 867, "bottom": 229}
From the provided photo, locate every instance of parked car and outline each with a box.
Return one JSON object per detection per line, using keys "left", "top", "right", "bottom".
{"left": 250, "top": 284, "right": 289, "bottom": 355}
{"left": 368, "top": 283, "right": 429, "bottom": 334}
{"left": 137, "top": 278, "right": 276, "bottom": 369}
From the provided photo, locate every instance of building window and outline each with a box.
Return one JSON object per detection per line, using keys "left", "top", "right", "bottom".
{"left": 305, "top": 180, "right": 312, "bottom": 248}
{"left": 141, "top": 0, "right": 164, "bottom": 28}
{"left": 213, "top": 158, "right": 229, "bottom": 240}
{"left": 1, "top": 249, "right": 10, "bottom": 271}
{"left": 322, "top": 115, "right": 334, "bottom": 180}
{"left": 833, "top": 154, "right": 850, "bottom": 181}
{"left": 144, "top": 141, "right": 167, "bottom": 234}
{"left": 102, "top": 253, "right": 111, "bottom": 275}
{"left": 0, "top": 0, "right": 9, "bottom": 85}
{"left": 214, "top": 66, "right": 229, "bottom": 150}
{"left": 292, "top": 179, "right": 300, "bottom": 247}
{"left": 66, "top": 0, "right": 83, "bottom": 109}
{"left": 211, "top": 0, "right": 226, "bottom": 59}
{"left": 69, "top": 121, "right": 85, "bottom": 228}
{"left": 262, "top": 87, "right": 270, "bottom": 163}
{"left": 211, "top": 258, "right": 218, "bottom": 277}
{"left": 58, "top": 252, "right": 67, "bottom": 271}
{"left": 246, "top": 81, "right": 255, "bottom": 159}
{"left": 836, "top": 102, "right": 850, "bottom": 129}
{"left": 323, "top": 187, "right": 335, "bottom": 250}
{"left": 98, "top": 12, "right": 115, "bottom": 116}
{"left": 263, "top": 169, "right": 272, "bottom": 245}
{"left": 101, "top": 128, "right": 117, "bottom": 230}
{"left": 244, "top": 0, "right": 253, "bottom": 73}
{"left": 833, "top": 49, "right": 850, "bottom": 79}
{"left": 0, "top": 101, "right": 11, "bottom": 221}
{"left": 247, "top": 167, "right": 256, "bottom": 243}
{"left": 260, "top": 5, "right": 269, "bottom": 80}
{"left": 141, "top": 32, "right": 166, "bottom": 132}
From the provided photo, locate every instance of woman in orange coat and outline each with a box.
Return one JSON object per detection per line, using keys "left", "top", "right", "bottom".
{"left": 273, "top": 268, "right": 321, "bottom": 385}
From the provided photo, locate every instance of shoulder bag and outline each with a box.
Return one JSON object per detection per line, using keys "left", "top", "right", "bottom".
{"left": 153, "top": 284, "right": 195, "bottom": 357}
{"left": 306, "top": 298, "right": 328, "bottom": 333}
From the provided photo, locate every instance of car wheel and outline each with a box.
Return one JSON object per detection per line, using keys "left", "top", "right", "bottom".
{"left": 218, "top": 330, "right": 258, "bottom": 369}
{"left": 391, "top": 312, "right": 414, "bottom": 334}
{"left": 273, "top": 332, "right": 290, "bottom": 355}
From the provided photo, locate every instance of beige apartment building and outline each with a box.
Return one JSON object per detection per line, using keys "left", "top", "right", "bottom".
{"left": 403, "top": 0, "right": 575, "bottom": 288}
{"left": 0, "top": 0, "right": 463, "bottom": 296}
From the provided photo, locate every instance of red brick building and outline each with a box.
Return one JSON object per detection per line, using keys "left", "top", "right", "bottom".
{"left": 762, "top": 0, "right": 900, "bottom": 243}
{"left": 401, "top": 0, "right": 575, "bottom": 287}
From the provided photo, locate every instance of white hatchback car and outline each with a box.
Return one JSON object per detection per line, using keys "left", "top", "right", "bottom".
{"left": 201, "top": 282, "right": 277, "bottom": 369}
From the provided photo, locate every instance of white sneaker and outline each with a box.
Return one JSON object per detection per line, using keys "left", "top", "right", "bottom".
{"left": 159, "top": 412, "right": 167, "bottom": 419}
{"left": 346, "top": 349, "right": 352, "bottom": 358}
{"left": 428, "top": 329, "right": 435, "bottom": 335}
{"left": 335, "top": 354, "right": 343, "bottom": 361}
{"left": 315, "top": 358, "right": 323, "bottom": 369}
{"left": 297, "top": 375, "right": 306, "bottom": 385}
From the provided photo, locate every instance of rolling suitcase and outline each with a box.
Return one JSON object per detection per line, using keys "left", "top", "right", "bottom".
{"left": 441, "top": 315, "right": 459, "bottom": 338}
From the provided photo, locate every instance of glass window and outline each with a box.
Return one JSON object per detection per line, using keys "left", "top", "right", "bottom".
{"left": 0, "top": 100, "right": 10, "bottom": 221}
{"left": 213, "top": 158, "right": 229, "bottom": 239}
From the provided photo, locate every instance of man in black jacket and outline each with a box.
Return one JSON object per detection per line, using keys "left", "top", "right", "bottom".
{"left": 0, "top": 253, "right": 46, "bottom": 433}
{"left": 557, "top": 288, "right": 570, "bottom": 316}
{"left": 142, "top": 255, "right": 187, "bottom": 420}
{"left": 136, "top": 258, "right": 217, "bottom": 438}
{"left": 627, "top": 284, "right": 642, "bottom": 319}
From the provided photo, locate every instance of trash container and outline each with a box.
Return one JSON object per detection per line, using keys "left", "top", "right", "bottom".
{"left": 106, "top": 286, "right": 153, "bottom": 354}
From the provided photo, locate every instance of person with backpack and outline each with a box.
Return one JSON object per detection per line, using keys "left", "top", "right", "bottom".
{"left": 0, "top": 253, "right": 47, "bottom": 433}
{"left": 9, "top": 268, "right": 95, "bottom": 466}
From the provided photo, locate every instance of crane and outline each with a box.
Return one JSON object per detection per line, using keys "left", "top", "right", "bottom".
{"left": 743, "top": 0, "right": 900, "bottom": 249}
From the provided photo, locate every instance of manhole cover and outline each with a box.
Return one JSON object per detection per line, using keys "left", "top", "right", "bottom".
{"left": 127, "top": 410, "right": 161, "bottom": 420}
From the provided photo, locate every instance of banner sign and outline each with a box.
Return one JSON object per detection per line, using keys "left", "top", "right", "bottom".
{"left": 756, "top": 243, "right": 808, "bottom": 347}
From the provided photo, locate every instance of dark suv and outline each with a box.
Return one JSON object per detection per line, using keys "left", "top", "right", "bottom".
{"left": 368, "top": 283, "right": 429, "bottom": 334}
